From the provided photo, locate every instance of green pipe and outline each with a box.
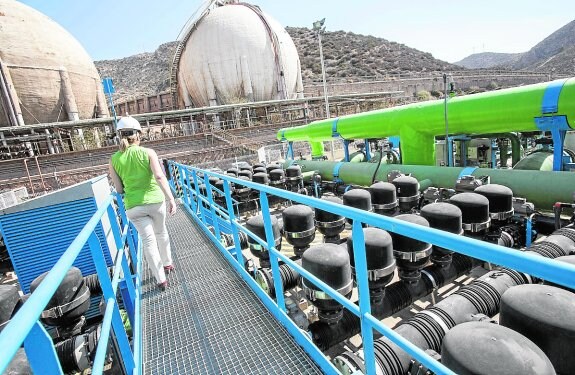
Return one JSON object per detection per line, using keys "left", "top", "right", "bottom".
{"left": 278, "top": 78, "right": 575, "bottom": 165}
{"left": 287, "top": 160, "right": 575, "bottom": 210}
{"left": 468, "top": 132, "right": 522, "bottom": 167}
{"left": 346, "top": 151, "right": 365, "bottom": 163}
{"left": 310, "top": 141, "right": 324, "bottom": 158}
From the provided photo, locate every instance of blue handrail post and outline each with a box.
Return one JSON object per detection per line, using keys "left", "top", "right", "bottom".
{"left": 132, "top": 236, "right": 143, "bottom": 375}
{"left": 24, "top": 321, "right": 63, "bottom": 374}
{"left": 178, "top": 167, "right": 189, "bottom": 207}
{"left": 106, "top": 204, "right": 136, "bottom": 323}
{"left": 287, "top": 141, "right": 294, "bottom": 160}
{"left": 177, "top": 164, "right": 188, "bottom": 202}
{"left": 259, "top": 190, "right": 286, "bottom": 312}
{"left": 185, "top": 167, "right": 196, "bottom": 212}
{"left": 92, "top": 298, "right": 116, "bottom": 373}
{"left": 343, "top": 139, "right": 350, "bottom": 162}
{"left": 364, "top": 139, "right": 371, "bottom": 161}
{"left": 204, "top": 171, "right": 221, "bottom": 241}
{"left": 448, "top": 137, "right": 454, "bottom": 167}
{"left": 88, "top": 233, "right": 135, "bottom": 374}
{"left": 351, "top": 220, "right": 376, "bottom": 375}
{"left": 192, "top": 169, "right": 204, "bottom": 220}
{"left": 114, "top": 193, "right": 138, "bottom": 263}
{"left": 224, "top": 180, "right": 244, "bottom": 264}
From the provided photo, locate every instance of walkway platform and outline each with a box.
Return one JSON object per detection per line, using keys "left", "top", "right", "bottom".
{"left": 141, "top": 207, "right": 322, "bottom": 375}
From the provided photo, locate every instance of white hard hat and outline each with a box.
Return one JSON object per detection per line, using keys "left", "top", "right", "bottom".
{"left": 116, "top": 116, "right": 142, "bottom": 132}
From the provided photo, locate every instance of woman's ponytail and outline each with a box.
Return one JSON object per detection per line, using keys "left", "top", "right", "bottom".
{"left": 118, "top": 133, "right": 138, "bottom": 152}
{"left": 119, "top": 138, "right": 130, "bottom": 152}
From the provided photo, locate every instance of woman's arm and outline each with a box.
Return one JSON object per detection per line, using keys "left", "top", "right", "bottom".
{"left": 108, "top": 161, "right": 124, "bottom": 194}
{"left": 147, "top": 148, "right": 177, "bottom": 215}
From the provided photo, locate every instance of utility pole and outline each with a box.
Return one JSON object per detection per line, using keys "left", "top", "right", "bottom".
{"left": 314, "top": 18, "right": 334, "bottom": 159}
{"left": 443, "top": 73, "right": 453, "bottom": 166}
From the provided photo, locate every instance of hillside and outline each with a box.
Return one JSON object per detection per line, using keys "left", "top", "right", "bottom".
{"left": 95, "top": 42, "right": 178, "bottom": 102}
{"left": 533, "top": 45, "right": 575, "bottom": 74}
{"left": 455, "top": 19, "right": 575, "bottom": 75}
{"left": 508, "top": 19, "right": 575, "bottom": 71}
{"left": 286, "top": 27, "right": 460, "bottom": 82}
{"left": 454, "top": 52, "right": 521, "bottom": 69}
{"left": 95, "top": 28, "right": 461, "bottom": 102}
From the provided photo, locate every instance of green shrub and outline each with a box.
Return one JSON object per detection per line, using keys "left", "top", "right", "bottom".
{"left": 416, "top": 90, "right": 432, "bottom": 101}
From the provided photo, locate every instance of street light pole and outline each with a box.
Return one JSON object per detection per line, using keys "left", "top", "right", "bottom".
{"left": 318, "top": 31, "right": 330, "bottom": 119}
{"left": 443, "top": 73, "right": 451, "bottom": 166}
{"left": 314, "top": 18, "right": 334, "bottom": 159}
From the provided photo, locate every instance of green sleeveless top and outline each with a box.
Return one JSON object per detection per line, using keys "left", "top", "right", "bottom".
{"left": 111, "top": 145, "right": 164, "bottom": 210}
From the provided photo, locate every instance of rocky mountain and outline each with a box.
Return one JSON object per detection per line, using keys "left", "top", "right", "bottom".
{"left": 533, "top": 45, "right": 575, "bottom": 74}
{"left": 509, "top": 19, "right": 575, "bottom": 71}
{"left": 454, "top": 52, "right": 522, "bottom": 69}
{"left": 286, "top": 27, "right": 461, "bottom": 82}
{"left": 95, "top": 28, "right": 461, "bottom": 103}
{"left": 455, "top": 19, "right": 575, "bottom": 74}
{"left": 95, "top": 42, "right": 178, "bottom": 102}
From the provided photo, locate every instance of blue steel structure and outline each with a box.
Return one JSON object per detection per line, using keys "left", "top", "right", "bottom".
{"left": 167, "top": 160, "right": 575, "bottom": 375}
{"left": 0, "top": 192, "right": 143, "bottom": 375}
{"left": 2, "top": 159, "right": 575, "bottom": 374}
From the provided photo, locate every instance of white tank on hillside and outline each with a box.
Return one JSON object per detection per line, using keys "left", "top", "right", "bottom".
{"left": 0, "top": 0, "right": 108, "bottom": 127}
{"left": 176, "top": 2, "right": 304, "bottom": 107}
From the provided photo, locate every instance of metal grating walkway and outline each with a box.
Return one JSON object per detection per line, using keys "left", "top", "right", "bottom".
{"left": 141, "top": 207, "right": 323, "bottom": 375}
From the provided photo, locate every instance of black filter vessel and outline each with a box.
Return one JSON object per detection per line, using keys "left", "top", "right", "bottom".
{"left": 252, "top": 163, "right": 266, "bottom": 170}
{"left": 500, "top": 284, "right": 575, "bottom": 375}
{"left": 474, "top": 184, "right": 514, "bottom": 221}
{"left": 315, "top": 196, "right": 346, "bottom": 243}
{"left": 449, "top": 192, "right": 491, "bottom": 233}
{"left": 233, "top": 176, "right": 252, "bottom": 202}
{"left": 342, "top": 189, "right": 372, "bottom": 225}
{"left": 214, "top": 180, "right": 226, "bottom": 201}
{"left": 285, "top": 165, "right": 303, "bottom": 191}
{"left": 245, "top": 215, "right": 282, "bottom": 268}
{"left": 226, "top": 168, "right": 239, "bottom": 176}
{"left": 442, "top": 321, "right": 555, "bottom": 375}
{"left": 266, "top": 164, "right": 282, "bottom": 174}
{"left": 302, "top": 243, "right": 353, "bottom": 325}
{"left": 369, "top": 182, "right": 398, "bottom": 216}
{"left": 238, "top": 170, "right": 253, "bottom": 180}
{"left": 389, "top": 214, "right": 431, "bottom": 283}
{"left": 253, "top": 166, "right": 267, "bottom": 175}
{"left": 269, "top": 169, "right": 286, "bottom": 187}
{"left": 346, "top": 228, "right": 396, "bottom": 303}
{"left": 208, "top": 176, "right": 219, "bottom": 187}
{"left": 30, "top": 267, "right": 91, "bottom": 329}
{"left": 268, "top": 168, "right": 287, "bottom": 204}
{"left": 0, "top": 285, "right": 20, "bottom": 332}
{"left": 391, "top": 176, "right": 420, "bottom": 212}
{"left": 282, "top": 205, "right": 316, "bottom": 257}
{"left": 420, "top": 202, "right": 463, "bottom": 267}
{"left": 252, "top": 172, "right": 269, "bottom": 185}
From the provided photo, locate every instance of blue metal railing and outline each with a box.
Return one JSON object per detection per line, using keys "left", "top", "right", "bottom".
{"left": 167, "top": 160, "right": 575, "bottom": 375}
{"left": 0, "top": 193, "right": 142, "bottom": 375}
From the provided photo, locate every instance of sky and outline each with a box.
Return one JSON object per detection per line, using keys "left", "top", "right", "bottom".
{"left": 19, "top": 0, "right": 575, "bottom": 63}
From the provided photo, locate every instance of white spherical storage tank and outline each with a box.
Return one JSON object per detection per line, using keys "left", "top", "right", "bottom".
{"left": 177, "top": 3, "right": 304, "bottom": 107}
{"left": 0, "top": 0, "right": 108, "bottom": 127}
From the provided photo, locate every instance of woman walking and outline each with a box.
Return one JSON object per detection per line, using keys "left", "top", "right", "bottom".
{"left": 109, "top": 116, "right": 176, "bottom": 291}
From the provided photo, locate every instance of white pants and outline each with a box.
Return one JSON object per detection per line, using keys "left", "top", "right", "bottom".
{"left": 126, "top": 201, "right": 173, "bottom": 284}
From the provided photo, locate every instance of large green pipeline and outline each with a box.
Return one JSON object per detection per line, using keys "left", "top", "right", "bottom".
{"left": 288, "top": 160, "right": 575, "bottom": 210}
{"left": 278, "top": 78, "right": 575, "bottom": 165}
